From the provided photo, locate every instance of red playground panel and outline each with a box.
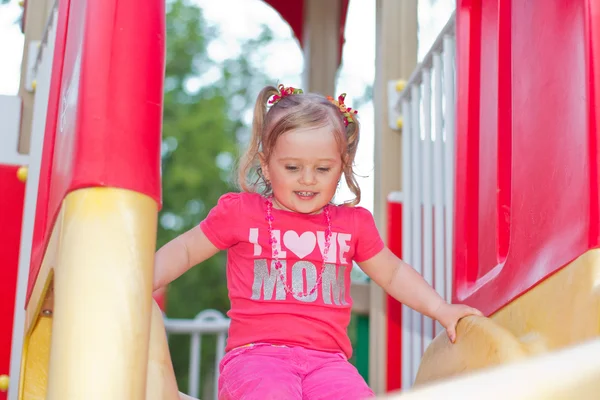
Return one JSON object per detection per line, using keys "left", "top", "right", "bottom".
{"left": 26, "top": 0, "right": 166, "bottom": 304}
{"left": 0, "top": 165, "right": 26, "bottom": 399}
{"left": 386, "top": 197, "right": 403, "bottom": 391}
{"left": 453, "top": 0, "right": 600, "bottom": 315}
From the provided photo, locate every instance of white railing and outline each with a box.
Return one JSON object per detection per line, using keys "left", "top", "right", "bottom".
{"left": 164, "top": 310, "right": 230, "bottom": 400}
{"left": 393, "top": 12, "right": 456, "bottom": 390}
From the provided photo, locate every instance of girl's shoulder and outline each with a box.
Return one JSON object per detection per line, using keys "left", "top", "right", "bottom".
{"left": 330, "top": 203, "right": 376, "bottom": 230}
{"left": 213, "top": 191, "right": 264, "bottom": 212}
{"left": 331, "top": 203, "right": 373, "bottom": 218}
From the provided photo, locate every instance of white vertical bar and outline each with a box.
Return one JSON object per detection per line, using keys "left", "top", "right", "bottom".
{"left": 410, "top": 85, "right": 422, "bottom": 383}
{"left": 401, "top": 99, "right": 413, "bottom": 390}
{"left": 401, "top": 104, "right": 413, "bottom": 286}
{"left": 214, "top": 333, "right": 227, "bottom": 400}
{"left": 443, "top": 35, "right": 456, "bottom": 304}
{"left": 432, "top": 52, "right": 446, "bottom": 336}
{"left": 189, "top": 333, "right": 201, "bottom": 398}
{"left": 421, "top": 69, "right": 434, "bottom": 352}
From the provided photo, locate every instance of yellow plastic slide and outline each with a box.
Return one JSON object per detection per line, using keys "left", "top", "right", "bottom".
{"left": 384, "top": 335, "right": 600, "bottom": 399}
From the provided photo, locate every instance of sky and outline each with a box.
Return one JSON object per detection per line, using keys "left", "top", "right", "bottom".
{"left": 0, "top": 0, "right": 454, "bottom": 213}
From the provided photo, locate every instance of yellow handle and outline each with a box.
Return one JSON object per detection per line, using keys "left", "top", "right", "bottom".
{"left": 17, "top": 166, "right": 28, "bottom": 182}
{"left": 0, "top": 374, "right": 9, "bottom": 392}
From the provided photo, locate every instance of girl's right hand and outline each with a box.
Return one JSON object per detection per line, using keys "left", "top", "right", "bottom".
{"left": 434, "top": 302, "right": 484, "bottom": 343}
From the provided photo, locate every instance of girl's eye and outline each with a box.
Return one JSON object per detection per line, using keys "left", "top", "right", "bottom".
{"left": 285, "top": 166, "right": 299, "bottom": 171}
{"left": 317, "top": 167, "right": 331, "bottom": 172}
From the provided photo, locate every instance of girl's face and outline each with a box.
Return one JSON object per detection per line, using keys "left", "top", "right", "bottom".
{"left": 260, "top": 125, "right": 343, "bottom": 214}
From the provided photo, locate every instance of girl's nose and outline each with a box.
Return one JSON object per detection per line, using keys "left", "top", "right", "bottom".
{"left": 299, "top": 169, "right": 317, "bottom": 185}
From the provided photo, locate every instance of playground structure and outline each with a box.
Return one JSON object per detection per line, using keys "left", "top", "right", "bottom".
{"left": 0, "top": 0, "right": 599, "bottom": 399}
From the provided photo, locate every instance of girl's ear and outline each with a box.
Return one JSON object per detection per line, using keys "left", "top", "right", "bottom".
{"left": 259, "top": 152, "right": 270, "bottom": 181}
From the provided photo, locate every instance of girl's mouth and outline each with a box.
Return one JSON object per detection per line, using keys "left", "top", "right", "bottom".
{"left": 295, "top": 191, "right": 317, "bottom": 199}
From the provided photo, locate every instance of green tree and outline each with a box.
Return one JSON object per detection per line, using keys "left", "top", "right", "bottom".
{"left": 159, "top": 0, "right": 275, "bottom": 396}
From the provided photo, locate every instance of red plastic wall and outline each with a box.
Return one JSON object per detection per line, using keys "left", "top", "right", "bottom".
{"left": 26, "top": 0, "right": 166, "bottom": 303}
{"left": 586, "top": 0, "right": 600, "bottom": 245}
{"left": 386, "top": 198, "right": 402, "bottom": 391}
{"left": 454, "top": 0, "right": 600, "bottom": 315}
{"left": 0, "top": 165, "right": 26, "bottom": 398}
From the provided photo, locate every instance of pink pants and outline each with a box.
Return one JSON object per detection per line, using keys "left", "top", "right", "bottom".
{"left": 218, "top": 343, "right": 375, "bottom": 400}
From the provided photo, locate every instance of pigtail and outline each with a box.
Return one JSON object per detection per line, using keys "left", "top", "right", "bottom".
{"left": 343, "top": 117, "right": 361, "bottom": 206}
{"left": 237, "top": 85, "right": 279, "bottom": 192}
{"left": 324, "top": 93, "right": 362, "bottom": 206}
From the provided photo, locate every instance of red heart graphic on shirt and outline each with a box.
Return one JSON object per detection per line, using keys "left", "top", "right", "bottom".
{"left": 283, "top": 231, "right": 317, "bottom": 259}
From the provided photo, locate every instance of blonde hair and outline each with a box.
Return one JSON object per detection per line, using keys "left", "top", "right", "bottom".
{"left": 237, "top": 85, "right": 361, "bottom": 206}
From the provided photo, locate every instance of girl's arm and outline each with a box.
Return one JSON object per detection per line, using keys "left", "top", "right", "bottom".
{"left": 153, "top": 225, "right": 220, "bottom": 291}
{"left": 358, "top": 247, "right": 482, "bottom": 342}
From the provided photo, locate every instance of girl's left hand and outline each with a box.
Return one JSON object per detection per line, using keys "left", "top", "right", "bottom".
{"left": 434, "top": 302, "right": 484, "bottom": 343}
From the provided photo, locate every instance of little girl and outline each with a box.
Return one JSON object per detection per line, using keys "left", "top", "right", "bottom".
{"left": 154, "top": 84, "right": 482, "bottom": 399}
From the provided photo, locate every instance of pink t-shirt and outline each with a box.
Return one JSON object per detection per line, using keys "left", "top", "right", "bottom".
{"left": 200, "top": 192, "right": 384, "bottom": 358}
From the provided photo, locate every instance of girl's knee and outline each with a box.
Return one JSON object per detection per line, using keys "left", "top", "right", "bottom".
{"left": 303, "top": 358, "right": 375, "bottom": 400}
{"left": 308, "top": 381, "right": 374, "bottom": 400}
{"left": 219, "top": 384, "right": 299, "bottom": 400}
